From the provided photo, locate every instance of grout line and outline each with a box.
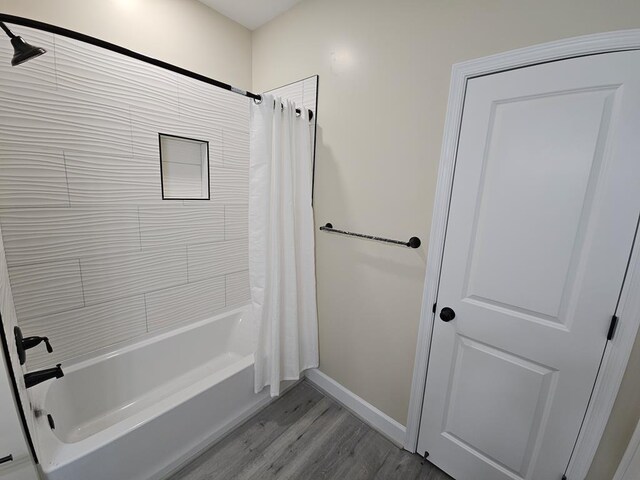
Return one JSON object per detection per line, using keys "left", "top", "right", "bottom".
{"left": 52, "top": 34, "right": 59, "bottom": 90}
{"left": 19, "top": 255, "right": 197, "bottom": 311}
{"left": 221, "top": 129, "right": 226, "bottom": 167}
{"left": 77, "top": 259, "right": 87, "bottom": 307}
{"left": 185, "top": 245, "right": 190, "bottom": 283}
{"left": 143, "top": 294, "right": 149, "bottom": 333}
{"left": 224, "top": 273, "right": 228, "bottom": 308}
{"left": 142, "top": 272, "right": 227, "bottom": 297}
{"left": 62, "top": 151, "right": 71, "bottom": 207}
{"left": 6, "top": 246, "right": 143, "bottom": 270}
{"left": 23, "top": 288, "right": 166, "bottom": 323}
{"left": 137, "top": 206, "right": 143, "bottom": 251}
{"left": 128, "top": 105, "right": 135, "bottom": 157}
{"left": 161, "top": 159, "right": 206, "bottom": 167}
{"left": 176, "top": 72, "right": 181, "bottom": 118}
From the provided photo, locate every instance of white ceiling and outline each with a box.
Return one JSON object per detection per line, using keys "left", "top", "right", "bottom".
{"left": 198, "top": 0, "right": 304, "bottom": 30}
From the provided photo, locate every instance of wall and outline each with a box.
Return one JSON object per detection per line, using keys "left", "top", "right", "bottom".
{"left": 251, "top": 0, "right": 640, "bottom": 477}
{"left": 0, "top": 24, "right": 251, "bottom": 369}
{"left": 0, "top": 0, "right": 251, "bottom": 89}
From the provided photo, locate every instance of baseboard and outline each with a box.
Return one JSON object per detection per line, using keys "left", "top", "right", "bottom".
{"left": 304, "top": 369, "right": 406, "bottom": 446}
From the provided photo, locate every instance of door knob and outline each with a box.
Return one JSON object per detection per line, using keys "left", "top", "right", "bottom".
{"left": 439, "top": 307, "right": 456, "bottom": 322}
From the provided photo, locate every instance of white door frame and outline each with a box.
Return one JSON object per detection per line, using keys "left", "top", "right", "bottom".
{"left": 405, "top": 29, "right": 640, "bottom": 480}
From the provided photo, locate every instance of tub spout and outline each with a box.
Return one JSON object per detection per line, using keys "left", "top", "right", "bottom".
{"left": 24, "top": 364, "right": 64, "bottom": 389}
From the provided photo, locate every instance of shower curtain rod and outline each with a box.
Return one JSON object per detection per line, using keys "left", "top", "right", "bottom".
{"left": 0, "top": 13, "right": 313, "bottom": 121}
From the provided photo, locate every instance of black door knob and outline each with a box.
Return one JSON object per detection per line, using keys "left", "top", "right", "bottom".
{"left": 439, "top": 307, "right": 456, "bottom": 322}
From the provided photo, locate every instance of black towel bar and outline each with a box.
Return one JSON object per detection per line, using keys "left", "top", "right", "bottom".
{"left": 319, "top": 223, "right": 421, "bottom": 249}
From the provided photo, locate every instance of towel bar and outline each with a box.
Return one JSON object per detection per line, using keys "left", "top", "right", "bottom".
{"left": 319, "top": 223, "right": 421, "bottom": 249}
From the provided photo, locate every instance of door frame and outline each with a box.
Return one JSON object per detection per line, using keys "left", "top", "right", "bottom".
{"left": 405, "top": 29, "right": 640, "bottom": 479}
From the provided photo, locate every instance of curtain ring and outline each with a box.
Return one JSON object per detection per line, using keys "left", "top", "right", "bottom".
{"left": 253, "top": 96, "right": 263, "bottom": 105}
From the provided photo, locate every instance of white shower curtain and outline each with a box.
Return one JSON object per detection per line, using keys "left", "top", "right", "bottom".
{"left": 249, "top": 94, "right": 319, "bottom": 396}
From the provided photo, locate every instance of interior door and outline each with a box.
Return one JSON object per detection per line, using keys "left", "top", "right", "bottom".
{"left": 417, "top": 50, "right": 640, "bottom": 480}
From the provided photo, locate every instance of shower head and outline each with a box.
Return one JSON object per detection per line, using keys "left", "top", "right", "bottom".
{"left": 9, "top": 36, "right": 47, "bottom": 66}
{"left": 0, "top": 21, "right": 47, "bottom": 66}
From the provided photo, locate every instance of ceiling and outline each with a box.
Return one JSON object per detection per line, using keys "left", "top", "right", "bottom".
{"left": 198, "top": 0, "right": 304, "bottom": 30}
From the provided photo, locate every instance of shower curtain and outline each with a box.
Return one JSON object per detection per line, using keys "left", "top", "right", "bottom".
{"left": 249, "top": 94, "right": 319, "bottom": 396}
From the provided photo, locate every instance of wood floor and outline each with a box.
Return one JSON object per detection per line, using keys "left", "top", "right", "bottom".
{"left": 168, "top": 380, "right": 452, "bottom": 480}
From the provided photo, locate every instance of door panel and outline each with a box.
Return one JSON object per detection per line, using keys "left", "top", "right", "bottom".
{"left": 465, "top": 88, "right": 615, "bottom": 324}
{"left": 418, "top": 50, "right": 640, "bottom": 480}
{"left": 443, "top": 336, "right": 557, "bottom": 475}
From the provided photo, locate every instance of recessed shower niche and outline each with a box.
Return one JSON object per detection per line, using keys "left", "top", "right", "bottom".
{"left": 159, "top": 133, "right": 210, "bottom": 200}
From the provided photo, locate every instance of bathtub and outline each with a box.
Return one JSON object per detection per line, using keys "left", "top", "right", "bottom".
{"left": 28, "top": 306, "right": 273, "bottom": 480}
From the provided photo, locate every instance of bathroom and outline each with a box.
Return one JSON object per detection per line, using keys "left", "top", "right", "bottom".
{"left": 0, "top": 0, "right": 640, "bottom": 479}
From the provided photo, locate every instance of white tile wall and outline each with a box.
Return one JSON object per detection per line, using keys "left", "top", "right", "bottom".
{"left": 80, "top": 249, "right": 188, "bottom": 306}
{"left": 139, "top": 205, "right": 224, "bottom": 250}
{"left": 0, "top": 144, "right": 69, "bottom": 207}
{"left": 226, "top": 270, "right": 250, "bottom": 308}
{"left": 187, "top": 238, "right": 249, "bottom": 283}
{"left": 178, "top": 75, "right": 250, "bottom": 131}
{"left": 145, "top": 276, "right": 225, "bottom": 332}
{"left": 0, "top": 207, "right": 142, "bottom": 265}
{"left": 0, "top": 26, "right": 251, "bottom": 368}
{"left": 65, "top": 153, "right": 162, "bottom": 205}
{"left": 54, "top": 35, "right": 180, "bottom": 115}
{"left": 210, "top": 166, "right": 249, "bottom": 203}
{"left": 0, "top": 26, "right": 56, "bottom": 91}
{"left": 0, "top": 86, "right": 134, "bottom": 157}
{"left": 9, "top": 260, "right": 84, "bottom": 321}
{"left": 225, "top": 205, "right": 249, "bottom": 240}
{"left": 303, "top": 77, "right": 319, "bottom": 111}
{"left": 20, "top": 295, "right": 148, "bottom": 368}
{"left": 223, "top": 129, "right": 250, "bottom": 168}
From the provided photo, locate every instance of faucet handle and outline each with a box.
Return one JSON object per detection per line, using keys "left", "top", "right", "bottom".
{"left": 14, "top": 327, "right": 54, "bottom": 365}
{"left": 14, "top": 326, "right": 26, "bottom": 365}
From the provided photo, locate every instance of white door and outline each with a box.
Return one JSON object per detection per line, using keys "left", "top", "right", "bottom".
{"left": 417, "top": 50, "right": 640, "bottom": 480}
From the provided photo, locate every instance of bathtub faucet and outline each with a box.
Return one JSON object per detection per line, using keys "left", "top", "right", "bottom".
{"left": 24, "top": 364, "right": 64, "bottom": 389}
{"left": 14, "top": 326, "right": 54, "bottom": 366}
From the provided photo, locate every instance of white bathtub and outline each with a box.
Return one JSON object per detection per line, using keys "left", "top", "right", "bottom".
{"left": 28, "top": 306, "right": 272, "bottom": 480}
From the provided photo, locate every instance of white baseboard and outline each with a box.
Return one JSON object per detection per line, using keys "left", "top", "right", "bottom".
{"left": 304, "top": 369, "right": 406, "bottom": 446}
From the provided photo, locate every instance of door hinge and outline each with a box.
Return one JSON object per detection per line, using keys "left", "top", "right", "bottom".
{"left": 607, "top": 315, "right": 619, "bottom": 341}
{"left": 432, "top": 303, "right": 437, "bottom": 313}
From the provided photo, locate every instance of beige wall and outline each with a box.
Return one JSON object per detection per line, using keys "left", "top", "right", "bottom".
{"left": 0, "top": 0, "right": 252, "bottom": 89}
{"left": 0, "top": 0, "right": 638, "bottom": 477}
{"left": 252, "top": 0, "right": 640, "bottom": 477}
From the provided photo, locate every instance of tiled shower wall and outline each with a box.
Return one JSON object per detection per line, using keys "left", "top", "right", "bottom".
{"left": 0, "top": 26, "right": 253, "bottom": 369}
{"left": 266, "top": 76, "right": 319, "bottom": 121}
